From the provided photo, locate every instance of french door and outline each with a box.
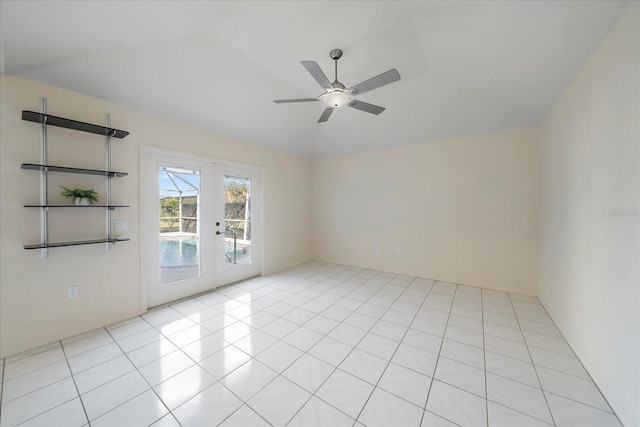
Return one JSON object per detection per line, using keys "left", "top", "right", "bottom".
{"left": 144, "top": 149, "right": 261, "bottom": 307}
{"left": 214, "top": 164, "right": 261, "bottom": 287}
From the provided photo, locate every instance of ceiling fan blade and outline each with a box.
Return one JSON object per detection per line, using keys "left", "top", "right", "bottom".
{"left": 318, "top": 107, "right": 334, "bottom": 123}
{"left": 348, "top": 69, "right": 401, "bottom": 96}
{"left": 273, "top": 98, "right": 319, "bottom": 103}
{"left": 347, "top": 100, "right": 385, "bottom": 115}
{"left": 302, "top": 61, "right": 332, "bottom": 90}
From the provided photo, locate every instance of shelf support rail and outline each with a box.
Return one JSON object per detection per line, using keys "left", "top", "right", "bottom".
{"left": 105, "top": 113, "right": 112, "bottom": 251}
{"left": 39, "top": 97, "right": 49, "bottom": 259}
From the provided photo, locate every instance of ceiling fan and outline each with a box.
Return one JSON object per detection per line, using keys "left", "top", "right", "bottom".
{"left": 274, "top": 49, "right": 401, "bottom": 123}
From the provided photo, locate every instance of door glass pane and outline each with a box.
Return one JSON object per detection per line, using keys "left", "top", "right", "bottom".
{"left": 224, "top": 174, "right": 252, "bottom": 267}
{"left": 159, "top": 165, "right": 200, "bottom": 285}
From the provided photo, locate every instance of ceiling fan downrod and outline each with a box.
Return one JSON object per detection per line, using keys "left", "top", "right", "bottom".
{"left": 330, "top": 48, "right": 343, "bottom": 86}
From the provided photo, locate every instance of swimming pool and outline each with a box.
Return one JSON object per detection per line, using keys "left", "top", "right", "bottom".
{"left": 160, "top": 238, "right": 199, "bottom": 267}
{"left": 159, "top": 236, "right": 250, "bottom": 268}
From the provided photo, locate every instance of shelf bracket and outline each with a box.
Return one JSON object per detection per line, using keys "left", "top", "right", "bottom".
{"left": 40, "top": 97, "right": 49, "bottom": 259}
{"left": 105, "top": 113, "right": 112, "bottom": 251}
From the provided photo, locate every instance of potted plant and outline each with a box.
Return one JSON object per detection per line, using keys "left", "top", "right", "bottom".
{"left": 60, "top": 186, "right": 99, "bottom": 205}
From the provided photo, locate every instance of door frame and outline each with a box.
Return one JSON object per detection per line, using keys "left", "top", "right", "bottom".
{"left": 139, "top": 145, "right": 265, "bottom": 310}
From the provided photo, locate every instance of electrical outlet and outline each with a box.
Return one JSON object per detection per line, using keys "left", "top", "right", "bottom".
{"left": 114, "top": 220, "right": 128, "bottom": 231}
{"left": 68, "top": 286, "right": 78, "bottom": 299}
{"left": 374, "top": 246, "right": 381, "bottom": 253}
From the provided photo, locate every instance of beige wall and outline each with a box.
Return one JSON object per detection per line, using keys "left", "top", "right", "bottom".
{"left": 537, "top": 4, "right": 639, "bottom": 426}
{"left": 312, "top": 126, "right": 539, "bottom": 294}
{"left": 1, "top": 9, "right": 637, "bottom": 425}
{"left": 0, "top": 75, "right": 313, "bottom": 357}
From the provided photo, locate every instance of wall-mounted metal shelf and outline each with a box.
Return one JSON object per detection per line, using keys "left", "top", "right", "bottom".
{"left": 21, "top": 111, "right": 129, "bottom": 139}
{"left": 24, "top": 238, "right": 130, "bottom": 250}
{"left": 24, "top": 205, "right": 129, "bottom": 210}
{"left": 21, "top": 163, "right": 128, "bottom": 178}
{"left": 22, "top": 100, "right": 130, "bottom": 256}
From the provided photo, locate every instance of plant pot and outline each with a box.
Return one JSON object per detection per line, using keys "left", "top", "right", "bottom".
{"left": 74, "top": 197, "right": 90, "bottom": 205}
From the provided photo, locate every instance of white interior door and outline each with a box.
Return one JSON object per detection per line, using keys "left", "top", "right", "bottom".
{"left": 214, "top": 164, "right": 262, "bottom": 287}
{"left": 145, "top": 152, "right": 214, "bottom": 307}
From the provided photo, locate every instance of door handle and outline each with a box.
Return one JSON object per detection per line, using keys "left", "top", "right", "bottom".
{"left": 216, "top": 231, "right": 223, "bottom": 235}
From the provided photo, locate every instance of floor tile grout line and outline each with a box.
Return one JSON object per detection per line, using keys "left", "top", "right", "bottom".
{"left": 481, "top": 388, "right": 563, "bottom": 425}
{"left": 2, "top": 341, "right": 90, "bottom": 424}
{"left": 1, "top": 360, "right": 87, "bottom": 406}
{"left": 187, "top": 343, "right": 277, "bottom": 427}
{"left": 508, "top": 292, "right": 557, "bottom": 426}
{"left": 481, "top": 288, "right": 489, "bottom": 427}
{"left": 0, "top": 348, "right": 70, "bottom": 385}
{"left": 5, "top": 262, "right": 615, "bottom": 426}
{"left": 8, "top": 378, "right": 83, "bottom": 427}
{"left": 261, "top": 269, "right": 406, "bottom": 426}
{"left": 101, "top": 323, "right": 181, "bottom": 426}
{"left": 0, "top": 354, "right": 75, "bottom": 397}
{"left": 479, "top": 291, "right": 561, "bottom": 425}
{"left": 59, "top": 339, "right": 91, "bottom": 426}
{"left": 420, "top": 281, "right": 460, "bottom": 427}
{"left": 424, "top": 408, "right": 464, "bottom": 427}
{"left": 106, "top": 318, "right": 155, "bottom": 339}
{"left": 1, "top": 343, "right": 61, "bottom": 366}
{"left": 84, "top": 378, "right": 167, "bottom": 424}
{"left": 65, "top": 344, "right": 126, "bottom": 378}
{"left": 166, "top": 346, "right": 250, "bottom": 425}
{"left": 221, "top": 269, "right": 364, "bottom": 424}
{"left": 70, "top": 357, "right": 138, "bottom": 397}
{"left": 525, "top": 360, "right": 597, "bottom": 381}
{"left": 507, "top": 298, "right": 612, "bottom": 411}
{"left": 503, "top": 324, "right": 577, "bottom": 360}
{"left": 162, "top": 266, "right": 374, "bottom": 425}
{"left": 416, "top": 363, "right": 561, "bottom": 426}
{"left": 216, "top": 402, "right": 273, "bottom": 427}
{"left": 541, "top": 389, "right": 620, "bottom": 415}
{"left": 110, "top": 332, "right": 169, "bottom": 363}
{"left": 60, "top": 338, "right": 116, "bottom": 362}
{"left": 58, "top": 329, "right": 112, "bottom": 356}
{"left": 307, "top": 281, "right": 422, "bottom": 423}
{"left": 251, "top": 269, "right": 423, "bottom": 425}
{"left": 0, "top": 357, "right": 5, "bottom": 419}
{"left": 485, "top": 400, "right": 553, "bottom": 426}
{"left": 350, "top": 276, "right": 442, "bottom": 424}
{"left": 306, "top": 275, "right": 425, "bottom": 424}
{"left": 268, "top": 270, "right": 568, "bottom": 426}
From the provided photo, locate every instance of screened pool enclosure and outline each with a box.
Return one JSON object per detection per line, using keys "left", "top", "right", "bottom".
{"left": 159, "top": 166, "right": 252, "bottom": 285}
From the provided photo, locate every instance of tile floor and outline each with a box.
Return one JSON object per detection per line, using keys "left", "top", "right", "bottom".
{"left": 0, "top": 261, "right": 622, "bottom": 427}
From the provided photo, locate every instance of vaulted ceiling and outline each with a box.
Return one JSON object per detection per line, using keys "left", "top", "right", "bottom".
{"left": 0, "top": 1, "right": 630, "bottom": 158}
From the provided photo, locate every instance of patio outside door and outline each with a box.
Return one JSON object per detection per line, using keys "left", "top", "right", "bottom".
{"left": 145, "top": 152, "right": 214, "bottom": 307}
{"left": 144, "top": 150, "right": 262, "bottom": 307}
{"left": 214, "top": 164, "right": 261, "bottom": 287}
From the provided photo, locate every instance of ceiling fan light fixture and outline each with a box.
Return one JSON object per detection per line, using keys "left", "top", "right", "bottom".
{"left": 322, "top": 90, "right": 349, "bottom": 108}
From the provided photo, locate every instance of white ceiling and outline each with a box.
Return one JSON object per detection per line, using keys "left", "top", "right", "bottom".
{"left": 0, "top": 1, "right": 629, "bottom": 158}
